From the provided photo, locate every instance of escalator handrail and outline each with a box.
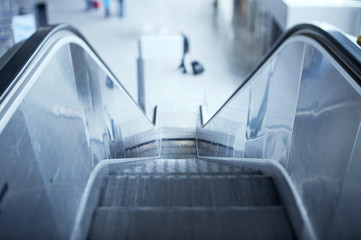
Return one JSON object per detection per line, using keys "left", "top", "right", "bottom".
{"left": 0, "top": 24, "right": 68, "bottom": 99}
{"left": 203, "top": 23, "right": 361, "bottom": 127}
{"left": 0, "top": 24, "right": 155, "bottom": 125}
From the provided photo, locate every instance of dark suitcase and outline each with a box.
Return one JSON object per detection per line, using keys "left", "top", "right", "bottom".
{"left": 191, "top": 61, "right": 205, "bottom": 75}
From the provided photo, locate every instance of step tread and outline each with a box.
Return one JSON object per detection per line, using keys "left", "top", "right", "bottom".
{"left": 98, "top": 175, "right": 280, "bottom": 207}
{"left": 88, "top": 206, "right": 295, "bottom": 240}
{"left": 108, "top": 159, "right": 262, "bottom": 175}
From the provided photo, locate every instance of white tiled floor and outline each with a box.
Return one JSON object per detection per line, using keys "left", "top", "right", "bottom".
{"left": 48, "top": 0, "right": 262, "bottom": 123}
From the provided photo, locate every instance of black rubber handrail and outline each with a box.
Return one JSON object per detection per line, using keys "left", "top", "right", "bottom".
{"left": 0, "top": 24, "right": 154, "bottom": 125}
{"left": 203, "top": 23, "right": 361, "bottom": 126}
{"left": 0, "top": 24, "right": 65, "bottom": 98}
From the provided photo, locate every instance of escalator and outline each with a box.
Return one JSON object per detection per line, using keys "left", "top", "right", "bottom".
{"left": 0, "top": 23, "right": 361, "bottom": 240}
{"left": 88, "top": 159, "right": 294, "bottom": 239}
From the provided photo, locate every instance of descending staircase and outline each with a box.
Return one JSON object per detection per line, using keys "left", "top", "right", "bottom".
{"left": 88, "top": 159, "right": 296, "bottom": 240}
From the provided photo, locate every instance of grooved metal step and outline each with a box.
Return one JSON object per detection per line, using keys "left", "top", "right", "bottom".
{"left": 160, "top": 139, "right": 197, "bottom": 157}
{"left": 89, "top": 207, "right": 295, "bottom": 240}
{"left": 87, "top": 159, "right": 295, "bottom": 240}
{"left": 99, "top": 174, "right": 280, "bottom": 207}
{"left": 107, "top": 159, "right": 262, "bottom": 175}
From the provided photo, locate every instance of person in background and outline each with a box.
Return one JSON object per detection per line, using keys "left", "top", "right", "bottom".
{"left": 178, "top": 33, "right": 189, "bottom": 74}
{"left": 104, "top": 0, "right": 111, "bottom": 17}
{"left": 214, "top": 0, "right": 218, "bottom": 8}
{"left": 86, "top": 0, "right": 92, "bottom": 11}
{"left": 118, "top": 0, "right": 124, "bottom": 17}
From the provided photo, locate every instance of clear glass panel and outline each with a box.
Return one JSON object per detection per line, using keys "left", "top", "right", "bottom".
{"left": 287, "top": 44, "right": 361, "bottom": 239}
{"left": 198, "top": 40, "right": 305, "bottom": 159}
{"left": 198, "top": 36, "right": 361, "bottom": 238}
{"left": 0, "top": 32, "right": 159, "bottom": 239}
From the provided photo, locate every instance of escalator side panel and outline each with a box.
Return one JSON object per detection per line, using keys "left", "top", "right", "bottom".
{"left": 0, "top": 29, "right": 159, "bottom": 239}
{"left": 0, "top": 44, "right": 93, "bottom": 240}
{"left": 0, "top": 109, "right": 59, "bottom": 239}
{"left": 261, "top": 42, "right": 305, "bottom": 166}
{"left": 287, "top": 43, "right": 361, "bottom": 239}
{"left": 198, "top": 40, "right": 305, "bottom": 162}
{"left": 327, "top": 125, "right": 361, "bottom": 239}
{"left": 199, "top": 35, "right": 361, "bottom": 238}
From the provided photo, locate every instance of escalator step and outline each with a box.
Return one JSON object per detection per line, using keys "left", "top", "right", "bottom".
{"left": 107, "top": 159, "right": 262, "bottom": 176}
{"left": 88, "top": 206, "right": 295, "bottom": 240}
{"left": 98, "top": 175, "right": 280, "bottom": 207}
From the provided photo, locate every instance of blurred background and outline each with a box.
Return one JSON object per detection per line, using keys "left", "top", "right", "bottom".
{"left": 1, "top": 0, "right": 361, "bottom": 119}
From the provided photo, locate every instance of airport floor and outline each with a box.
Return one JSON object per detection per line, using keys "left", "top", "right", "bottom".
{"left": 48, "top": 0, "right": 263, "bottom": 121}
